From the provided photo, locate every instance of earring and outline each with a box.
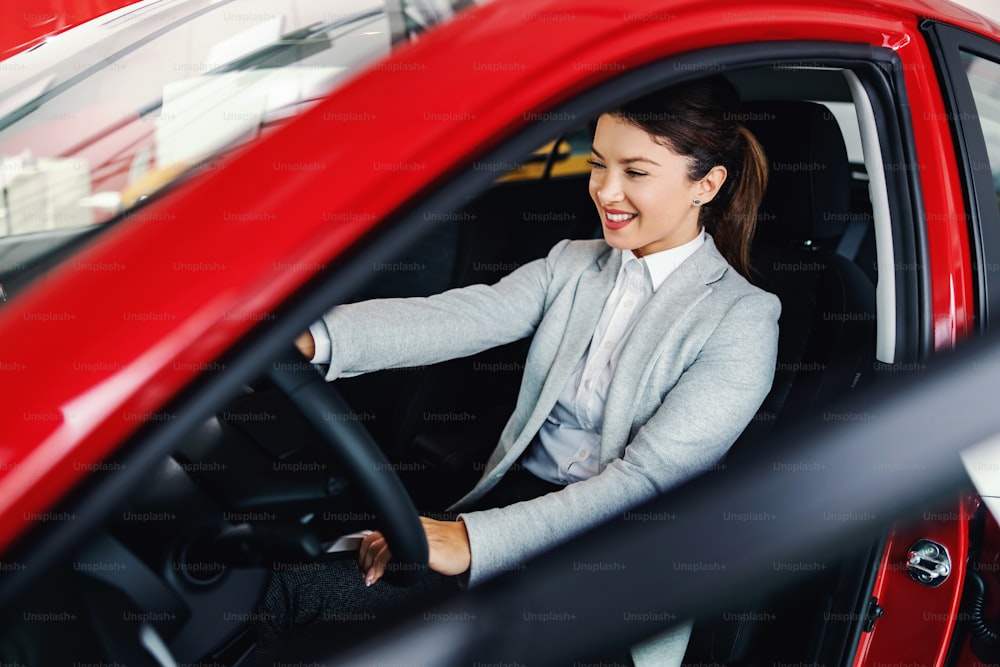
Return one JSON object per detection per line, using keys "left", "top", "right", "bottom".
{"left": 693, "top": 199, "right": 702, "bottom": 205}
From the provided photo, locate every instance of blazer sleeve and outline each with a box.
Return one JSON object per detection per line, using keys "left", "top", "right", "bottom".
{"left": 312, "top": 240, "right": 572, "bottom": 381}
{"left": 459, "top": 290, "right": 781, "bottom": 585}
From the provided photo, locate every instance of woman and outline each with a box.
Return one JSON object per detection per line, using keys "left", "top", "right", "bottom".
{"left": 257, "top": 75, "right": 780, "bottom": 666}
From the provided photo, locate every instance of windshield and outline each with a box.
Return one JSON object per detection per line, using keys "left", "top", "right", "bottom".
{"left": 0, "top": 0, "right": 467, "bottom": 239}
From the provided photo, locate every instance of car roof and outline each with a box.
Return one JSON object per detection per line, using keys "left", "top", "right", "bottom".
{"left": 0, "top": 0, "right": 993, "bottom": 553}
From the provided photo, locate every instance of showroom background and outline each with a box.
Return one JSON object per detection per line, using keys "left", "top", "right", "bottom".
{"left": 954, "top": 0, "right": 999, "bottom": 23}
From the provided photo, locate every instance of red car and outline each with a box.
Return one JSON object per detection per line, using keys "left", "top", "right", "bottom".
{"left": 2, "top": 0, "right": 1000, "bottom": 664}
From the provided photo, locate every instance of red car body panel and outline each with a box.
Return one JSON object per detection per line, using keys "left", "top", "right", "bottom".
{"left": 0, "top": 0, "right": 997, "bottom": 663}
{"left": 0, "top": 0, "right": 142, "bottom": 58}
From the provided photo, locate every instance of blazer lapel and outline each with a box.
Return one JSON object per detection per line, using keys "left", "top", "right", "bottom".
{"left": 599, "top": 238, "right": 729, "bottom": 464}
{"left": 474, "top": 246, "right": 622, "bottom": 486}
{"left": 519, "top": 247, "right": 622, "bottom": 443}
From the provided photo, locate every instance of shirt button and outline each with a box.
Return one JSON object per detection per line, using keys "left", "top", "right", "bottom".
{"left": 624, "top": 299, "right": 635, "bottom": 308}
{"left": 604, "top": 341, "right": 615, "bottom": 349}
{"left": 584, "top": 379, "right": 593, "bottom": 390}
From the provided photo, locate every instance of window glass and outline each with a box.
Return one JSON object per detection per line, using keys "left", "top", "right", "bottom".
{"left": 498, "top": 126, "right": 593, "bottom": 182}
{"left": 0, "top": 0, "right": 476, "bottom": 240}
{"left": 0, "top": 0, "right": 391, "bottom": 238}
{"left": 961, "top": 50, "right": 1000, "bottom": 214}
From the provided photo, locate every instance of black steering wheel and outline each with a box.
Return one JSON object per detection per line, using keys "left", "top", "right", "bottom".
{"left": 265, "top": 347, "right": 428, "bottom": 585}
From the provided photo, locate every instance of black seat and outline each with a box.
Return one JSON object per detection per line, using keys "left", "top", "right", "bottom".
{"left": 684, "top": 100, "right": 878, "bottom": 666}
{"left": 729, "top": 99, "right": 877, "bottom": 453}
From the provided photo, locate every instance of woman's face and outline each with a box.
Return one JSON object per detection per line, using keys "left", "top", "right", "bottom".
{"left": 588, "top": 113, "right": 725, "bottom": 258}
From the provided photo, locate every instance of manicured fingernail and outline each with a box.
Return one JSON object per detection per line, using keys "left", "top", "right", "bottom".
{"left": 364, "top": 569, "right": 374, "bottom": 586}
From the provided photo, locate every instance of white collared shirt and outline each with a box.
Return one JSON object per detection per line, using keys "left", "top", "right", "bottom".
{"left": 521, "top": 230, "right": 706, "bottom": 484}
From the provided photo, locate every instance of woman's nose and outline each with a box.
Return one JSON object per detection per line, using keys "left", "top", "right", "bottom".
{"left": 597, "top": 172, "right": 623, "bottom": 203}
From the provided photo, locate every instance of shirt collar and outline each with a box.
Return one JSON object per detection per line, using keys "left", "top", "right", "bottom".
{"left": 621, "top": 229, "right": 706, "bottom": 292}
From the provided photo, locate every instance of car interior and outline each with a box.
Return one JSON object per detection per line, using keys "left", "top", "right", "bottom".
{"left": 0, "top": 59, "right": 913, "bottom": 666}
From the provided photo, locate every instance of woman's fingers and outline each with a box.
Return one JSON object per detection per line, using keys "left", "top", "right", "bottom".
{"left": 367, "top": 540, "right": 392, "bottom": 585}
{"left": 358, "top": 531, "right": 385, "bottom": 570}
{"left": 358, "top": 531, "right": 392, "bottom": 586}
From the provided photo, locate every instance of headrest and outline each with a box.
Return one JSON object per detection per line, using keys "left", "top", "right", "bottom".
{"left": 741, "top": 100, "right": 851, "bottom": 245}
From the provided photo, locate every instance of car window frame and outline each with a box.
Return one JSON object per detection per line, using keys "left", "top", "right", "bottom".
{"left": 0, "top": 40, "right": 932, "bottom": 654}
{"left": 858, "top": 53, "right": 931, "bottom": 365}
{"left": 922, "top": 20, "right": 1000, "bottom": 335}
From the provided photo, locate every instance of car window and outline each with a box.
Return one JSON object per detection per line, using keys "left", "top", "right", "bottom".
{"left": 498, "top": 126, "right": 594, "bottom": 182}
{"left": 0, "top": 0, "right": 479, "bottom": 307}
{"left": 0, "top": 0, "right": 477, "bottom": 244}
{"left": 0, "top": 0, "right": 398, "bottom": 243}
{"left": 0, "top": 1, "right": 391, "bottom": 236}
{"left": 961, "top": 51, "right": 1000, "bottom": 214}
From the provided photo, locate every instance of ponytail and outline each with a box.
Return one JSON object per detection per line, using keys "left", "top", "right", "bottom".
{"left": 707, "top": 124, "right": 768, "bottom": 279}
{"left": 611, "top": 77, "right": 769, "bottom": 280}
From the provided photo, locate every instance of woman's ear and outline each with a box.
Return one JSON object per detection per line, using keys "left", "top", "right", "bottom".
{"left": 694, "top": 165, "right": 728, "bottom": 205}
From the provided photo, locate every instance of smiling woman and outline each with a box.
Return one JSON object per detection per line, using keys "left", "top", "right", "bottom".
{"left": 263, "top": 75, "right": 781, "bottom": 667}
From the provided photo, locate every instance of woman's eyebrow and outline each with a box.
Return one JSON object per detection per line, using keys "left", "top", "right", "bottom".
{"left": 590, "top": 146, "right": 660, "bottom": 167}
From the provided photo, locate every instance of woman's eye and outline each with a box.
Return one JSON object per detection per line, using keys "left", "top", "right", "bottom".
{"left": 586, "top": 159, "right": 605, "bottom": 169}
{"left": 626, "top": 170, "right": 648, "bottom": 178}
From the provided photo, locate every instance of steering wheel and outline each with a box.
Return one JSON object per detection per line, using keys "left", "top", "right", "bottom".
{"left": 265, "top": 346, "right": 428, "bottom": 585}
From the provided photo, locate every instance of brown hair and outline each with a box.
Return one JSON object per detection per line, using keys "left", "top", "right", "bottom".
{"left": 610, "top": 76, "right": 768, "bottom": 279}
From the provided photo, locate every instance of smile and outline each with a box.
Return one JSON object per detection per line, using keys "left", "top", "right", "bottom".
{"left": 606, "top": 212, "right": 637, "bottom": 223}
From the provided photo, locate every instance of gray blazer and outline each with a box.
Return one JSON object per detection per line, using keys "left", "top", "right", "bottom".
{"left": 317, "top": 236, "right": 779, "bottom": 663}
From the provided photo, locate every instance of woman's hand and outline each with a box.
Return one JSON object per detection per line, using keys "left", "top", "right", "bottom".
{"left": 294, "top": 331, "right": 315, "bottom": 359}
{"left": 358, "top": 516, "right": 471, "bottom": 586}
